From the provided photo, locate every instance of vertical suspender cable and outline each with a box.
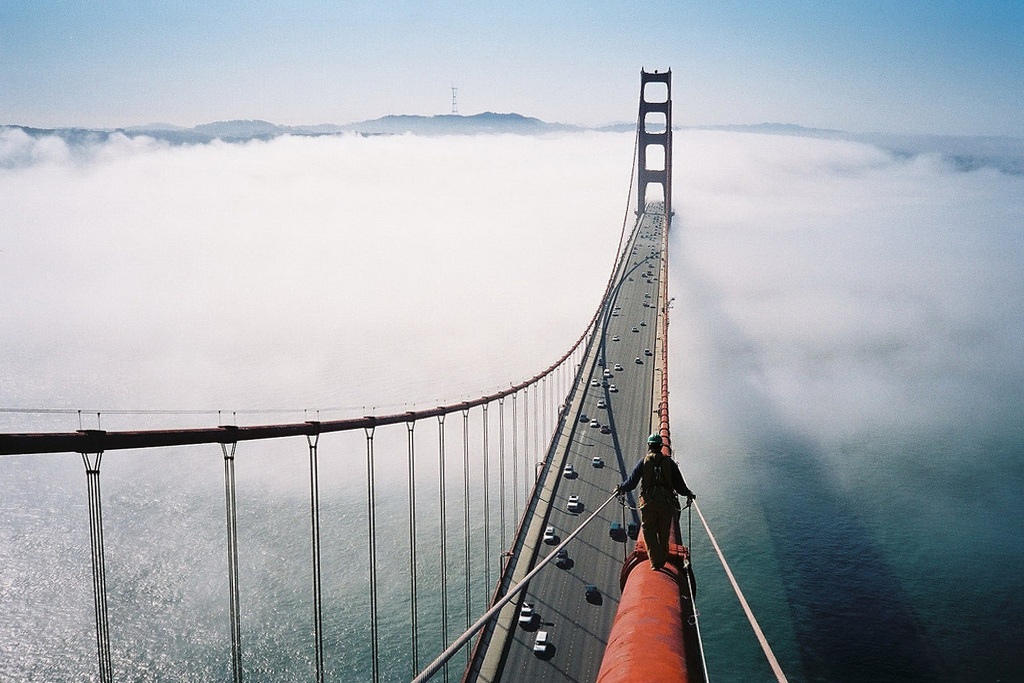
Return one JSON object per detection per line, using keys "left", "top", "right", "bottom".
{"left": 511, "top": 393, "right": 519, "bottom": 526}
{"left": 306, "top": 431, "right": 324, "bottom": 683}
{"left": 497, "top": 398, "right": 507, "bottom": 554}
{"left": 537, "top": 378, "right": 543, "bottom": 469}
{"left": 532, "top": 385, "right": 540, "bottom": 471}
{"left": 364, "top": 427, "right": 380, "bottom": 683}
{"left": 406, "top": 421, "right": 419, "bottom": 674}
{"left": 537, "top": 379, "right": 543, "bottom": 466}
{"left": 524, "top": 389, "right": 532, "bottom": 491}
{"left": 220, "top": 441, "right": 243, "bottom": 683}
{"left": 482, "top": 405, "right": 491, "bottom": 594}
{"left": 546, "top": 376, "right": 550, "bottom": 461}
{"left": 461, "top": 408, "right": 472, "bottom": 661}
{"left": 436, "top": 414, "right": 450, "bottom": 683}
{"left": 82, "top": 451, "right": 112, "bottom": 683}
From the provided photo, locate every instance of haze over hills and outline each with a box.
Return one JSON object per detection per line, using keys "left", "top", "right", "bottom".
{"left": 3, "top": 115, "right": 1021, "bottom": 174}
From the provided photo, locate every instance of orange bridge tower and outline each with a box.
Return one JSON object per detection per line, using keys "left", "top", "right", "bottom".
{"left": 637, "top": 69, "right": 673, "bottom": 218}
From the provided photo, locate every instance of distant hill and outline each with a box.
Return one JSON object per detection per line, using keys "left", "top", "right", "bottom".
{"left": 334, "top": 112, "right": 581, "bottom": 135}
{"left": 2, "top": 113, "right": 583, "bottom": 146}
{"left": 4, "top": 117, "right": 1020, "bottom": 174}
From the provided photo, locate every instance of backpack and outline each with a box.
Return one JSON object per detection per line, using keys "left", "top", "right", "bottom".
{"left": 640, "top": 453, "right": 676, "bottom": 506}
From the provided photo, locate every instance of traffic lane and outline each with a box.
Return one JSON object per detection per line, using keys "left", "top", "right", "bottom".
{"left": 533, "top": 549, "right": 622, "bottom": 680}
{"left": 505, "top": 443, "right": 634, "bottom": 676}
{"left": 500, "top": 230, "right": 664, "bottom": 680}
{"left": 512, "top": 506, "right": 626, "bottom": 679}
{"left": 507, "top": 513, "right": 623, "bottom": 678}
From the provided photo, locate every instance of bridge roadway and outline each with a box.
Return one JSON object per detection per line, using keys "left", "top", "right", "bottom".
{"left": 473, "top": 207, "right": 667, "bottom": 682}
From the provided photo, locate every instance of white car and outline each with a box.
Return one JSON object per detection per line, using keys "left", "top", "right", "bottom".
{"left": 590, "top": 378, "right": 600, "bottom": 387}
{"left": 635, "top": 357, "right": 643, "bottom": 364}
{"left": 611, "top": 335, "right": 620, "bottom": 341}
{"left": 518, "top": 602, "right": 534, "bottom": 627}
{"left": 613, "top": 363, "right": 623, "bottom": 371}
{"left": 543, "top": 526, "right": 556, "bottom": 543}
{"left": 602, "top": 369, "right": 612, "bottom": 378}
{"left": 609, "top": 384, "right": 618, "bottom": 393}
{"left": 567, "top": 494, "right": 581, "bottom": 512}
{"left": 590, "top": 419, "right": 599, "bottom": 428}
{"left": 631, "top": 327, "right": 639, "bottom": 333}
{"left": 533, "top": 631, "right": 549, "bottom": 654}
{"left": 563, "top": 463, "right": 576, "bottom": 478}
{"left": 592, "top": 456, "right": 604, "bottom": 468}
{"left": 596, "top": 399, "right": 606, "bottom": 409}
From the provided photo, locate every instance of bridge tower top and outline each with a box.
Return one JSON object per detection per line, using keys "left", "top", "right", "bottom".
{"left": 638, "top": 69, "right": 673, "bottom": 220}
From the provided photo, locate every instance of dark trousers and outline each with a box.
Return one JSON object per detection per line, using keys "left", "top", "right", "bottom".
{"left": 640, "top": 500, "right": 675, "bottom": 568}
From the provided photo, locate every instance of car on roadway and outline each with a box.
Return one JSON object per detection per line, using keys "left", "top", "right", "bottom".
{"left": 518, "top": 602, "right": 534, "bottom": 627}
{"left": 611, "top": 335, "right": 620, "bottom": 341}
{"left": 613, "top": 363, "right": 623, "bottom": 371}
{"left": 590, "top": 378, "right": 600, "bottom": 387}
{"left": 645, "top": 348, "right": 653, "bottom": 356}
{"left": 600, "top": 425, "right": 612, "bottom": 434}
{"left": 631, "top": 326, "right": 639, "bottom": 333}
{"left": 563, "top": 463, "right": 576, "bottom": 478}
{"left": 555, "top": 549, "right": 569, "bottom": 567}
{"left": 579, "top": 413, "right": 588, "bottom": 423}
{"left": 608, "top": 384, "right": 618, "bottom": 393}
{"left": 635, "top": 357, "right": 643, "bottom": 364}
{"left": 596, "top": 399, "right": 606, "bottom": 409}
{"left": 640, "top": 321, "right": 647, "bottom": 327}
{"left": 567, "top": 494, "right": 581, "bottom": 512}
{"left": 603, "top": 369, "right": 612, "bottom": 378}
{"left": 592, "top": 456, "right": 604, "bottom": 468}
{"left": 533, "top": 631, "right": 549, "bottom": 654}
{"left": 585, "top": 584, "right": 600, "bottom": 600}
{"left": 590, "top": 419, "right": 599, "bottom": 428}
{"left": 543, "top": 526, "right": 556, "bottom": 544}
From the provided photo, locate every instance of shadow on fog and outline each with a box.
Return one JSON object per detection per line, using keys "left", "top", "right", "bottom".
{"left": 676, "top": 254, "right": 941, "bottom": 683}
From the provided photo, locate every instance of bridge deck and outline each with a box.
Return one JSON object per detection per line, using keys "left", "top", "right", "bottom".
{"left": 470, "top": 208, "right": 667, "bottom": 682}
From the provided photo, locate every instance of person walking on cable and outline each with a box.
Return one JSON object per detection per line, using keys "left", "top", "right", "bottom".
{"left": 616, "top": 433, "right": 695, "bottom": 570}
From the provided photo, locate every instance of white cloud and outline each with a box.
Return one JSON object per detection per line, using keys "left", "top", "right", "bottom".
{"left": 670, "top": 130, "right": 1024, "bottom": 447}
{"left": 0, "top": 131, "right": 633, "bottom": 425}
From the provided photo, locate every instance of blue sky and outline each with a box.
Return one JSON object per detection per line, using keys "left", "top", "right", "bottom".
{"left": 2, "top": 0, "right": 1021, "bottom": 135}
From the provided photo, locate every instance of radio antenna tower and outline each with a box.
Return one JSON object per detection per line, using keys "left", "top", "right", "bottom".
{"left": 451, "top": 85, "right": 458, "bottom": 114}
